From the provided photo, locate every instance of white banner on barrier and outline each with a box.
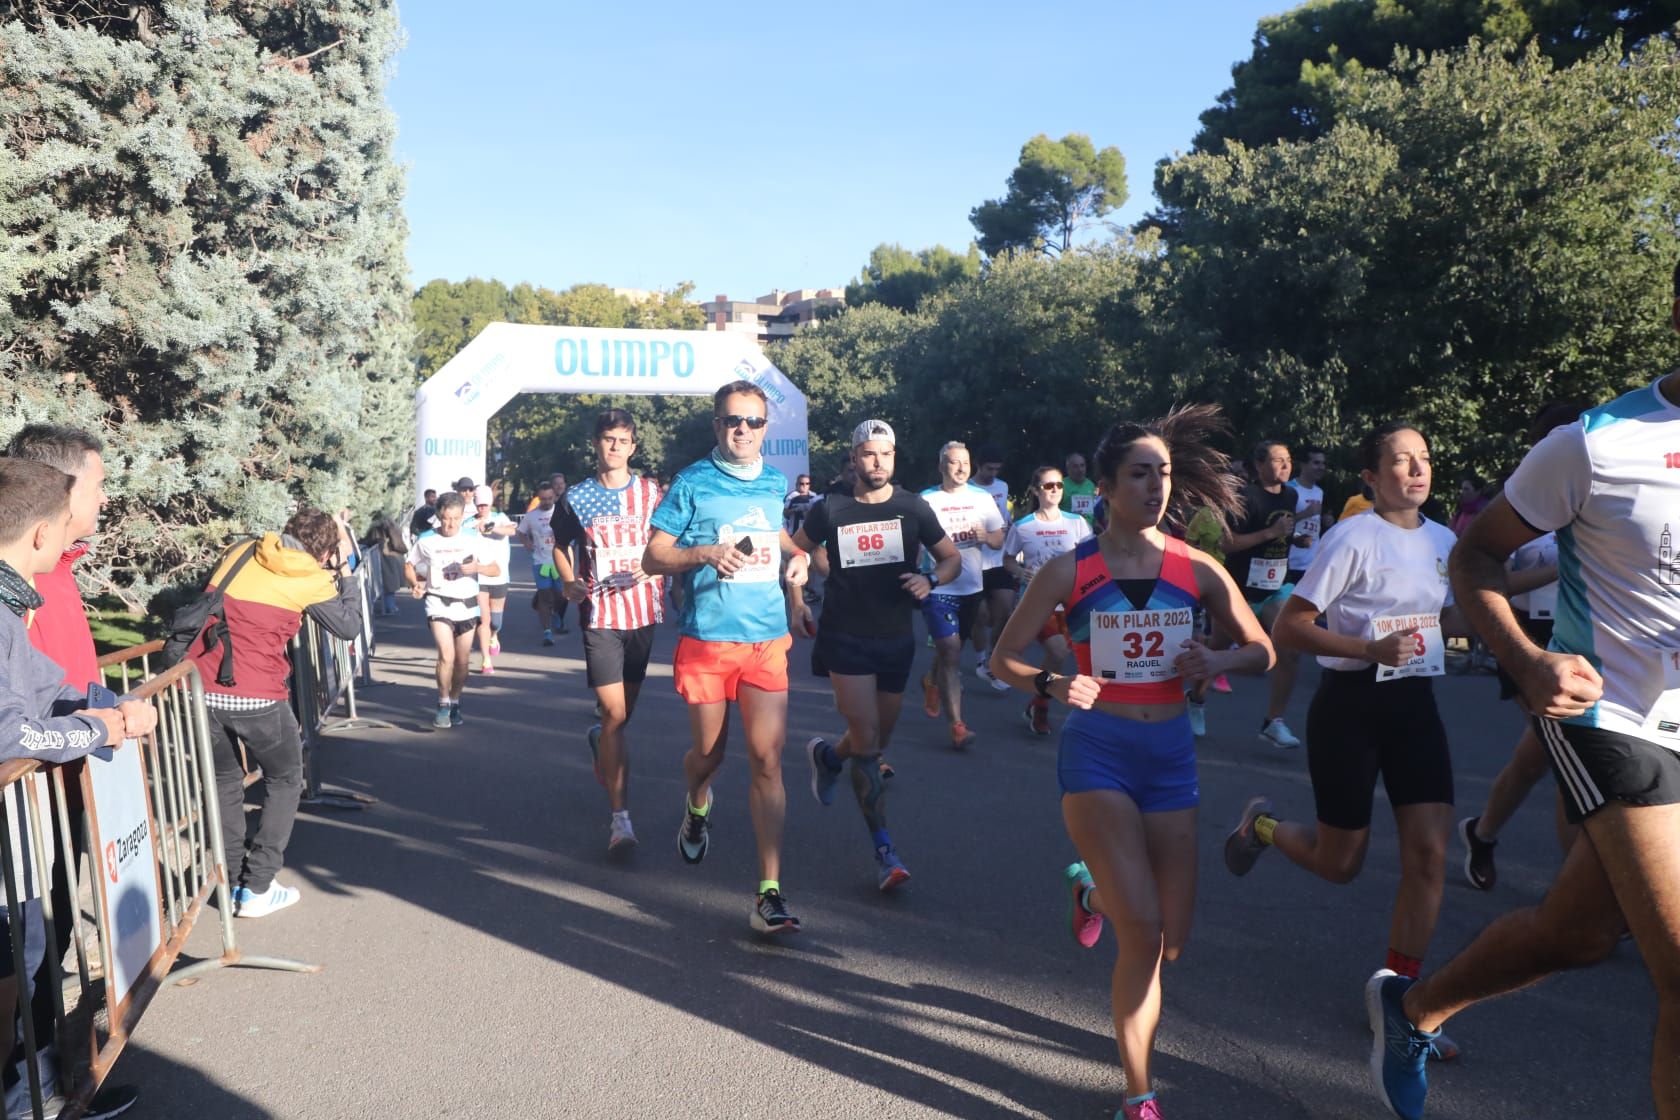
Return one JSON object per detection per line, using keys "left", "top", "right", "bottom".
{"left": 86, "top": 743, "right": 163, "bottom": 1011}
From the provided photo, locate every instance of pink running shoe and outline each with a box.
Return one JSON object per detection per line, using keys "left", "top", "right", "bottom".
{"left": 1210, "top": 673, "right": 1232, "bottom": 694}
{"left": 1122, "top": 1096, "right": 1163, "bottom": 1120}
{"left": 481, "top": 661, "right": 495, "bottom": 676}
{"left": 1063, "top": 862, "right": 1103, "bottom": 949}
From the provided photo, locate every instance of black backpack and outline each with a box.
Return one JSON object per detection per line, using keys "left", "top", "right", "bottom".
{"left": 159, "top": 539, "right": 261, "bottom": 686}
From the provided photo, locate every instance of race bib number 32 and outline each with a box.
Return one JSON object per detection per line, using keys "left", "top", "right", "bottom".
{"left": 1091, "top": 608, "right": 1195, "bottom": 684}
{"left": 1372, "top": 614, "right": 1445, "bottom": 681}
{"left": 837, "top": 520, "right": 906, "bottom": 568}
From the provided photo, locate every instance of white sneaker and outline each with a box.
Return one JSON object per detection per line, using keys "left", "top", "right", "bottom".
{"left": 232, "top": 881, "right": 301, "bottom": 918}
{"left": 1186, "top": 698, "right": 1207, "bottom": 738}
{"left": 974, "top": 655, "right": 995, "bottom": 685}
{"left": 608, "top": 814, "right": 637, "bottom": 853}
{"left": 1260, "top": 718, "right": 1302, "bottom": 749}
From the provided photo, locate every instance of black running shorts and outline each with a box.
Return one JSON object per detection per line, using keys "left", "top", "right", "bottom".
{"left": 1533, "top": 717, "right": 1680, "bottom": 824}
{"left": 811, "top": 629, "right": 915, "bottom": 694}
{"left": 1305, "top": 667, "right": 1454, "bottom": 831}
{"left": 582, "top": 626, "right": 655, "bottom": 689}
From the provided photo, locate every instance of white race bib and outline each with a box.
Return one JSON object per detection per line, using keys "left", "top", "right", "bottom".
{"left": 596, "top": 543, "right": 644, "bottom": 589}
{"left": 1071, "top": 494, "right": 1096, "bottom": 517}
{"left": 1296, "top": 515, "right": 1321, "bottom": 545}
{"left": 1639, "top": 650, "right": 1680, "bottom": 747}
{"left": 947, "top": 517, "right": 982, "bottom": 549}
{"left": 837, "top": 520, "right": 906, "bottom": 568}
{"left": 1247, "top": 557, "right": 1286, "bottom": 591}
{"left": 1090, "top": 608, "right": 1195, "bottom": 684}
{"left": 1528, "top": 583, "right": 1558, "bottom": 620}
{"left": 1371, "top": 614, "right": 1445, "bottom": 681}
{"left": 720, "top": 531, "right": 778, "bottom": 583}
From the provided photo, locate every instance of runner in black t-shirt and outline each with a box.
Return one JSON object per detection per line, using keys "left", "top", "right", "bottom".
{"left": 791, "top": 419, "right": 959, "bottom": 892}
{"left": 1198, "top": 441, "right": 1309, "bottom": 748}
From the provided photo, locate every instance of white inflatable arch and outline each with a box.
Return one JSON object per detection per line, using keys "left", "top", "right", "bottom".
{"left": 414, "top": 324, "right": 810, "bottom": 500}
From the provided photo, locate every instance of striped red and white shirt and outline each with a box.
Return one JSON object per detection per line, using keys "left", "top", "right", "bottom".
{"left": 552, "top": 475, "right": 665, "bottom": 631}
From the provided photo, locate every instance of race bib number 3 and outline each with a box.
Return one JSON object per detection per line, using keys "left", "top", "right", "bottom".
{"left": 1372, "top": 614, "right": 1445, "bottom": 681}
{"left": 837, "top": 520, "right": 906, "bottom": 568}
{"left": 1247, "top": 557, "right": 1285, "bottom": 591}
{"left": 720, "top": 531, "right": 778, "bottom": 583}
{"left": 1640, "top": 651, "right": 1680, "bottom": 747}
{"left": 1090, "top": 608, "right": 1195, "bottom": 684}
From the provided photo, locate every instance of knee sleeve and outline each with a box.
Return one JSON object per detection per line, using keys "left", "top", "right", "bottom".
{"left": 491, "top": 610, "right": 504, "bottom": 633}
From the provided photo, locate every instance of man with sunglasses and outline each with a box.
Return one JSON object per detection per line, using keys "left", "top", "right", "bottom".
{"left": 643, "top": 381, "right": 811, "bottom": 935}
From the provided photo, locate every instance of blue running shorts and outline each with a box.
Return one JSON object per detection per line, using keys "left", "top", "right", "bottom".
{"left": 1057, "top": 708, "right": 1198, "bottom": 810}
{"left": 922, "top": 592, "right": 981, "bottom": 642}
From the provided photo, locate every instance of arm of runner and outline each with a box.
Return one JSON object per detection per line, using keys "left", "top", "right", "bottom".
{"left": 1452, "top": 497, "right": 1602, "bottom": 718}
{"left": 902, "top": 537, "right": 960, "bottom": 601}
{"left": 403, "top": 561, "right": 424, "bottom": 598}
{"left": 1222, "top": 516, "right": 1293, "bottom": 556}
{"left": 779, "top": 528, "right": 809, "bottom": 587}
{"left": 641, "top": 529, "right": 745, "bottom": 578}
{"left": 988, "top": 550, "right": 1099, "bottom": 708}
{"left": 1505, "top": 564, "right": 1558, "bottom": 595}
{"left": 1271, "top": 594, "right": 1417, "bottom": 666}
{"left": 1181, "top": 553, "right": 1274, "bottom": 682}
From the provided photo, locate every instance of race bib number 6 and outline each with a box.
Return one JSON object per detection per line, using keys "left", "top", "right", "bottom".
{"left": 1247, "top": 557, "right": 1285, "bottom": 591}
{"left": 1091, "top": 608, "right": 1195, "bottom": 684}
{"left": 1372, "top": 614, "right": 1445, "bottom": 681}
{"left": 837, "top": 520, "right": 906, "bottom": 568}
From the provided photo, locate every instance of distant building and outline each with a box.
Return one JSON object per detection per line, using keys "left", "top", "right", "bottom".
{"left": 701, "top": 288, "right": 845, "bottom": 344}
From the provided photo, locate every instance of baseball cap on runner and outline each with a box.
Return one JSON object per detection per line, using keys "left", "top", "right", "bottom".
{"left": 851, "top": 419, "right": 895, "bottom": 448}
{"left": 453, "top": 476, "right": 476, "bottom": 491}
{"left": 473, "top": 485, "right": 494, "bottom": 506}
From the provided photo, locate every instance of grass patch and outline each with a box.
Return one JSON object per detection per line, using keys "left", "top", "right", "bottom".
{"left": 86, "top": 596, "right": 160, "bottom": 659}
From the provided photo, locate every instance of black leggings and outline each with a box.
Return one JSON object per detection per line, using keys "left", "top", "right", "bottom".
{"left": 1306, "top": 667, "right": 1454, "bottom": 831}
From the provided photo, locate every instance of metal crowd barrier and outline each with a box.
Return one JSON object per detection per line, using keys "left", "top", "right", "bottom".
{"left": 289, "top": 606, "right": 393, "bottom": 813}
{"left": 2, "top": 659, "right": 317, "bottom": 1120}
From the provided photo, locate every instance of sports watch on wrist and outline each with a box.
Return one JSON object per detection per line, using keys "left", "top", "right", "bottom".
{"left": 1034, "top": 669, "right": 1063, "bottom": 699}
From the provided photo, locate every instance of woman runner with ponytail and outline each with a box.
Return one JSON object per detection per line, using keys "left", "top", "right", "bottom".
{"left": 991, "top": 405, "right": 1274, "bottom": 1120}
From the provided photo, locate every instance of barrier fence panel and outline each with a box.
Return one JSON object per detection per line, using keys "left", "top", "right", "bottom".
{"left": 291, "top": 608, "right": 393, "bottom": 813}
{"left": 1, "top": 659, "right": 318, "bottom": 1120}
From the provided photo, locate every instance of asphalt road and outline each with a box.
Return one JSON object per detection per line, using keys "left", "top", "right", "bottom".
{"left": 116, "top": 551, "right": 1656, "bottom": 1118}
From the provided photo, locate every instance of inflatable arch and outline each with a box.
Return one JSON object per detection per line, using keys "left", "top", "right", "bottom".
{"left": 414, "top": 324, "right": 810, "bottom": 500}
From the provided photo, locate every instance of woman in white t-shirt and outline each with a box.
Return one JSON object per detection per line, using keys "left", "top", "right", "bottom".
{"left": 469, "top": 485, "right": 517, "bottom": 675}
{"left": 1003, "top": 466, "right": 1092, "bottom": 737}
{"left": 1222, "top": 420, "right": 1473, "bottom": 1056}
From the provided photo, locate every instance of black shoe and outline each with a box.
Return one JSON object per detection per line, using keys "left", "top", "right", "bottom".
{"left": 677, "top": 795, "right": 712, "bottom": 864}
{"left": 1459, "top": 816, "right": 1497, "bottom": 890}
{"left": 751, "top": 888, "right": 801, "bottom": 935}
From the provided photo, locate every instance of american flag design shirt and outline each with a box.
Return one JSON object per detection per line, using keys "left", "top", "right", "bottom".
{"left": 553, "top": 476, "right": 665, "bottom": 631}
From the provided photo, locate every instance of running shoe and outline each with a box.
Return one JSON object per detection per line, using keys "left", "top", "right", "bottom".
{"left": 587, "top": 723, "right": 603, "bottom": 785}
{"left": 1064, "top": 862, "right": 1103, "bottom": 949}
{"left": 608, "top": 814, "right": 637, "bottom": 853}
{"left": 921, "top": 673, "right": 941, "bottom": 719}
{"left": 1122, "top": 1098, "right": 1164, "bottom": 1120}
{"left": 542, "top": 628, "right": 555, "bottom": 647}
{"left": 481, "top": 660, "right": 495, "bottom": 675}
{"left": 231, "top": 881, "right": 300, "bottom": 918}
{"left": 950, "top": 720, "right": 976, "bottom": 751}
{"left": 433, "top": 703, "right": 452, "bottom": 729}
{"left": 1259, "top": 718, "right": 1301, "bottom": 749}
{"left": 450, "top": 702, "right": 464, "bottom": 727}
{"left": 489, "top": 635, "right": 501, "bottom": 656}
{"left": 1026, "top": 698, "right": 1051, "bottom": 736}
{"left": 1365, "top": 969, "right": 1435, "bottom": 1120}
{"left": 1458, "top": 815, "right": 1497, "bottom": 891}
{"left": 1210, "top": 673, "right": 1233, "bottom": 694}
{"left": 807, "top": 736, "right": 841, "bottom": 806}
{"left": 1223, "top": 796, "right": 1273, "bottom": 877}
{"left": 876, "top": 846, "right": 911, "bottom": 891}
{"left": 975, "top": 653, "right": 994, "bottom": 685}
{"left": 751, "top": 888, "right": 801, "bottom": 935}
{"left": 1185, "top": 697, "right": 1206, "bottom": 738}
{"left": 677, "top": 794, "right": 712, "bottom": 864}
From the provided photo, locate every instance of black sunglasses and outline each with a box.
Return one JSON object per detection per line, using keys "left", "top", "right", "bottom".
{"left": 716, "top": 414, "right": 768, "bottom": 430}
{"left": 1039, "top": 481, "right": 1064, "bottom": 490}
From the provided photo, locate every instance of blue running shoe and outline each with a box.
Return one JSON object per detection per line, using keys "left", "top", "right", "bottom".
{"left": 876, "top": 846, "right": 910, "bottom": 891}
{"left": 1366, "top": 969, "right": 1436, "bottom": 1119}
{"left": 450, "top": 701, "right": 464, "bottom": 727}
{"left": 807, "top": 736, "right": 840, "bottom": 806}
{"left": 677, "top": 793, "right": 712, "bottom": 864}
{"left": 433, "top": 704, "right": 452, "bottom": 729}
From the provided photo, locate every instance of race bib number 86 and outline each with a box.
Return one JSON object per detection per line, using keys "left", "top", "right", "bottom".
{"left": 837, "top": 520, "right": 906, "bottom": 568}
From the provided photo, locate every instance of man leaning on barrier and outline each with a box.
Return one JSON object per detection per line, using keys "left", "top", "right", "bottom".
{"left": 185, "top": 510, "right": 361, "bottom": 919}
{"left": 0, "top": 459, "right": 153, "bottom": 1119}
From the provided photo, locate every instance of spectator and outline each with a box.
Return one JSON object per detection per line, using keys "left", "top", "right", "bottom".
{"left": 186, "top": 510, "right": 362, "bottom": 918}
{"left": 364, "top": 513, "right": 409, "bottom": 615}
{"left": 783, "top": 474, "right": 816, "bottom": 536}
{"left": 408, "top": 489, "right": 438, "bottom": 540}
{"left": 1450, "top": 474, "right": 1490, "bottom": 536}
{"left": 0, "top": 460, "right": 152, "bottom": 1119}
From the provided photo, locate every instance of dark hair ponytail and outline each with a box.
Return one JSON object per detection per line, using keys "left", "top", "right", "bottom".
{"left": 1093, "top": 403, "right": 1241, "bottom": 522}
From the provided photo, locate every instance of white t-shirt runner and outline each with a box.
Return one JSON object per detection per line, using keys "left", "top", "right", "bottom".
{"left": 1507, "top": 531, "right": 1558, "bottom": 617}
{"left": 1504, "top": 380, "right": 1680, "bottom": 749}
{"left": 976, "top": 477, "right": 1011, "bottom": 571}
{"left": 1291, "top": 511, "right": 1457, "bottom": 676}
{"left": 517, "top": 506, "right": 557, "bottom": 570}
{"left": 406, "top": 531, "right": 483, "bottom": 622}
{"left": 1287, "top": 480, "right": 1325, "bottom": 571}
{"left": 1003, "top": 510, "right": 1092, "bottom": 581}
{"left": 920, "top": 484, "right": 1006, "bottom": 596}
{"left": 468, "top": 511, "right": 514, "bottom": 587}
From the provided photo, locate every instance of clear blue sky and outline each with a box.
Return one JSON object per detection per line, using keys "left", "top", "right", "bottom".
{"left": 390, "top": 1, "right": 1287, "bottom": 300}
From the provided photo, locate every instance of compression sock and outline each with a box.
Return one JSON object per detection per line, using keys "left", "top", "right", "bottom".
{"left": 871, "top": 828, "right": 892, "bottom": 851}
{"left": 687, "top": 794, "right": 711, "bottom": 817}
{"left": 1386, "top": 949, "right": 1423, "bottom": 979}
{"left": 1254, "top": 814, "right": 1278, "bottom": 846}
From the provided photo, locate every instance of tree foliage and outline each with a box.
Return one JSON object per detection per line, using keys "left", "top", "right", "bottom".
{"left": 1194, "top": 0, "right": 1679, "bottom": 152}
{"left": 843, "top": 243, "right": 980, "bottom": 313}
{"left": 970, "top": 134, "right": 1128, "bottom": 258}
{"left": 0, "top": 0, "right": 411, "bottom": 609}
